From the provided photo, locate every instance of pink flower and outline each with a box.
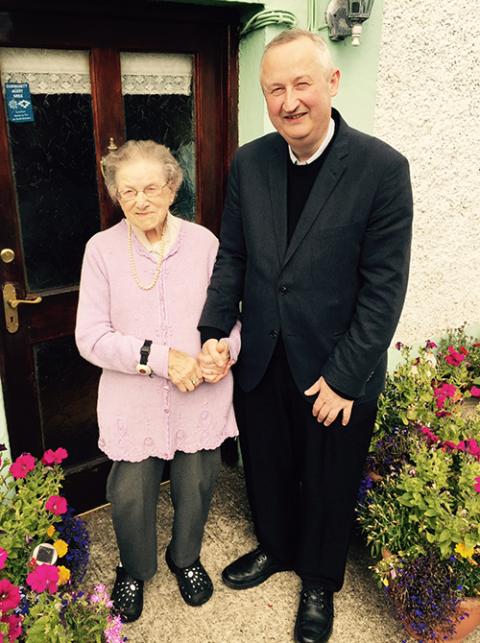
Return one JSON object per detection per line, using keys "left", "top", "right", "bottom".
{"left": 0, "top": 614, "right": 22, "bottom": 641}
{"left": 9, "top": 453, "right": 35, "bottom": 479}
{"left": 41, "top": 447, "right": 68, "bottom": 466}
{"left": 444, "top": 345, "right": 465, "bottom": 367}
{"left": 26, "top": 564, "right": 59, "bottom": 594}
{"left": 474, "top": 477, "right": 480, "bottom": 493}
{"left": 0, "top": 547, "right": 8, "bottom": 570}
{"left": 394, "top": 341, "right": 404, "bottom": 350}
{"left": 45, "top": 495, "right": 67, "bottom": 516}
{"left": 442, "top": 440, "right": 457, "bottom": 451}
{"left": 420, "top": 426, "right": 441, "bottom": 444}
{"left": 470, "top": 386, "right": 480, "bottom": 398}
{"left": 425, "top": 339, "right": 437, "bottom": 349}
{"left": 434, "top": 382, "right": 457, "bottom": 409}
{"left": 0, "top": 579, "right": 20, "bottom": 611}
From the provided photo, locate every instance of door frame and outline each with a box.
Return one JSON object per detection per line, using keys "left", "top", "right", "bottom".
{"left": 0, "top": 1, "right": 239, "bottom": 504}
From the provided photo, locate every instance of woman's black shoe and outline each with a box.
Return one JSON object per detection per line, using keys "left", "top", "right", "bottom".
{"left": 165, "top": 547, "right": 213, "bottom": 606}
{"left": 111, "top": 566, "right": 144, "bottom": 623}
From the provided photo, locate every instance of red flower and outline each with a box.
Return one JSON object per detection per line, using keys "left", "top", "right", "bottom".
{"left": 444, "top": 345, "right": 465, "bottom": 367}
{"left": 0, "top": 547, "right": 7, "bottom": 570}
{"left": 459, "top": 345, "right": 469, "bottom": 355}
{"left": 0, "top": 614, "right": 22, "bottom": 641}
{"left": 394, "top": 341, "right": 404, "bottom": 350}
{"left": 45, "top": 495, "right": 67, "bottom": 515}
{"left": 474, "top": 477, "right": 480, "bottom": 493}
{"left": 470, "top": 386, "right": 480, "bottom": 398}
{"left": 425, "top": 339, "right": 437, "bottom": 349}
{"left": 26, "top": 564, "right": 59, "bottom": 594}
{"left": 433, "top": 382, "right": 457, "bottom": 409}
{"left": 41, "top": 447, "right": 68, "bottom": 466}
{"left": 0, "top": 579, "right": 20, "bottom": 611}
{"left": 420, "top": 426, "right": 441, "bottom": 444}
{"left": 9, "top": 453, "right": 35, "bottom": 479}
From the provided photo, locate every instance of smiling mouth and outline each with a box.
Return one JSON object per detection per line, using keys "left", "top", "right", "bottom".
{"left": 284, "top": 112, "right": 307, "bottom": 121}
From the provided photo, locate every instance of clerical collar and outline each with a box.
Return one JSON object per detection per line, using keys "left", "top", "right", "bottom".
{"left": 288, "top": 117, "right": 335, "bottom": 166}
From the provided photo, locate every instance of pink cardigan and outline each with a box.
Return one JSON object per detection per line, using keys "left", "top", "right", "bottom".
{"left": 75, "top": 218, "right": 240, "bottom": 462}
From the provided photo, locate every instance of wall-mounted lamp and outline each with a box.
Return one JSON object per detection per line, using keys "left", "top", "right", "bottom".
{"left": 325, "top": 0, "right": 375, "bottom": 46}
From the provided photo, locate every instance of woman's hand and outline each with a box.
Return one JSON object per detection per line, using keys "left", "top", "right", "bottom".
{"left": 198, "top": 339, "right": 232, "bottom": 383}
{"left": 168, "top": 349, "right": 203, "bottom": 392}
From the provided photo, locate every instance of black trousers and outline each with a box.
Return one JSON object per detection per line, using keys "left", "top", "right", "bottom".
{"left": 234, "top": 347, "right": 377, "bottom": 592}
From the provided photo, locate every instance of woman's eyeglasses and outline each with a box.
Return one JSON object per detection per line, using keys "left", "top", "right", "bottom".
{"left": 117, "top": 183, "right": 169, "bottom": 203}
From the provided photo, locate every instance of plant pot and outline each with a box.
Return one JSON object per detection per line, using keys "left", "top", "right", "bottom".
{"left": 381, "top": 551, "right": 480, "bottom": 641}
{"left": 404, "top": 598, "right": 480, "bottom": 642}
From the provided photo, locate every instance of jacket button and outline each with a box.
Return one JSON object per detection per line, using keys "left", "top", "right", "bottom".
{"left": 279, "top": 285, "right": 288, "bottom": 294}
{"left": 270, "top": 329, "right": 279, "bottom": 338}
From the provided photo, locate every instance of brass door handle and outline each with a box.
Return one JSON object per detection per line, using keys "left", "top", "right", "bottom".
{"left": 8, "top": 296, "right": 42, "bottom": 309}
{"left": 2, "top": 283, "right": 42, "bottom": 333}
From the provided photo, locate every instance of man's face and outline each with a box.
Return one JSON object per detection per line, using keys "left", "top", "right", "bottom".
{"left": 260, "top": 37, "right": 340, "bottom": 160}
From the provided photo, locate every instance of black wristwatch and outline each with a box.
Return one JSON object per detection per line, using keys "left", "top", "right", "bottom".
{"left": 136, "top": 339, "right": 153, "bottom": 376}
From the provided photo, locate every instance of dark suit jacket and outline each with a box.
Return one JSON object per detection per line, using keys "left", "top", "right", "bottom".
{"left": 199, "top": 109, "right": 413, "bottom": 402}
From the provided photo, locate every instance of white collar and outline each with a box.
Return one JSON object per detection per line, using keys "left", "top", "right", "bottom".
{"left": 131, "top": 211, "right": 181, "bottom": 255}
{"left": 288, "top": 117, "right": 335, "bottom": 165}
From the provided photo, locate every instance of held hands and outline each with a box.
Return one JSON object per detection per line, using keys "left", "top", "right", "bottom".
{"left": 198, "top": 339, "right": 232, "bottom": 383}
{"left": 168, "top": 348, "right": 203, "bottom": 393}
{"left": 304, "top": 376, "right": 353, "bottom": 427}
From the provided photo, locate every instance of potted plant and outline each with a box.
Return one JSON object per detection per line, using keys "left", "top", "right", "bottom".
{"left": 0, "top": 444, "right": 125, "bottom": 642}
{"left": 357, "top": 329, "right": 480, "bottom": 641}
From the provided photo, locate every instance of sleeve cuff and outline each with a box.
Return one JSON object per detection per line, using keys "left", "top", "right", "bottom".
{"left": 148, "top": 344, "right": 170, "bottom": 379}
{"left": 199, "top": 326, "right": 226, "bottom": 345}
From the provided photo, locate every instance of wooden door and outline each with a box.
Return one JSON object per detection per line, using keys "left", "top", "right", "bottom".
{"left": 0, "top": 4, "right": 238, "bottom": 511}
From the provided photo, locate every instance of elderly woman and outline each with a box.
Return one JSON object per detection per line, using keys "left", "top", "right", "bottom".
{"left": 75, "top": 140, "right": 239, "bottom": 623}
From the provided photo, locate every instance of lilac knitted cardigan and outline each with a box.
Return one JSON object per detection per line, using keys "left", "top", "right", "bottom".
{"left": 75, "top": 218, "right": 240, "bottom": 462}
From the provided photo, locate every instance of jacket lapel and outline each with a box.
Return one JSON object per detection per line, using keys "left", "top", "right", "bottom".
{"left": 282, "top": 117, "right": 350, "bottom": 268}
{"left": 267, "top": 141, "right": 288, "bottom": 265}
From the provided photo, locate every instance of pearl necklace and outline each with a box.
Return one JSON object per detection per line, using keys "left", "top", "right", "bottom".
{"left": 127, "top": 220, "right": 168, "bottom": 291}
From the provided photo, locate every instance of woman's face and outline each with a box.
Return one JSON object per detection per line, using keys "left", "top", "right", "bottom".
{"left": 115, "top": 158, "right": 174, "bottom": 240}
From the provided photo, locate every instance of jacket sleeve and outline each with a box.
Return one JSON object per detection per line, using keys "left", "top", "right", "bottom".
{"left": 321, "top": 154, "right": 413, "bottom": 398}
{"left": 75, "top": 239, "right": 170, "bottom": 378}
{"left": 198, "top": 154, "right": 245, "bottom": 334}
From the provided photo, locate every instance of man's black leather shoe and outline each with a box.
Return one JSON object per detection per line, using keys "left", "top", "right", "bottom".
{"left": 222, "top": 546, "right": 290, "bottom": 589}
{"left": 111, "top": 566, "right": 144, "bottom": 623}
{"left": 294, "top": 588, "right": 334, "bottom": 643}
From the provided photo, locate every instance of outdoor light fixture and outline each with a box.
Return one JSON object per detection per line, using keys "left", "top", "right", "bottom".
{"left": 325, "top": 0, "right": 375, "bottom": 46}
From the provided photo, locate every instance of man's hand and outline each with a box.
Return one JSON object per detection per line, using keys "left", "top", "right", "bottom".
{"left": 168, "top": 349, "right": 203, "bottom": 392}
{"left": 199, "top": 339, "right": 231, "bottom": 383}
{"left": 304, "top": 376, "right": 353, "bottom": 426}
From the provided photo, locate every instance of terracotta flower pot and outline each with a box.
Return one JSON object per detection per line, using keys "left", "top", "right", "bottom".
{"left": 381, "top": 551, "right": 480, "bottom": 641}
{"left": 404, "top": 598, "right": 480, "bottom": 642}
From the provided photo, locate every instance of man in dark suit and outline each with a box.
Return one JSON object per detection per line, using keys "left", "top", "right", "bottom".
{"left": 198, "top": 29, "right": 413, "bottom": 643}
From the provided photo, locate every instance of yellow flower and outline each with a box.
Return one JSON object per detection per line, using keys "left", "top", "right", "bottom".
{"left": 455, "top": 543, "right": 475, "bottom": 559}
{"left": 57, "top": 565, "right": 71, "bottom": 586}
{"left": 382, "top": 577, "right": 389, "bottom": 587}
{"left": 53, "top": 539, "right": 69, "bottom": 558}
{"left": 46, "top": 525, "right": 56, "bottom": 538}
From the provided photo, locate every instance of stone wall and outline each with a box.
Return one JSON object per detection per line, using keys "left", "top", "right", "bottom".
{"left": 374, "top": 1, "right": 480, "bottom": 343}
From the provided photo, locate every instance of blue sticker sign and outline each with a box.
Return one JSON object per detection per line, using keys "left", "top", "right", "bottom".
{"left": 5, "top": 82, "right": 34, "bottom": 123}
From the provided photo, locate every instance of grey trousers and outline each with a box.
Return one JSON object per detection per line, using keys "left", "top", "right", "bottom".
{"left": 106, "top": 448, "right": 221, "bottom": 580}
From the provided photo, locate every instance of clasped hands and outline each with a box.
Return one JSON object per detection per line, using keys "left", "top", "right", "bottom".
{"left": 168, "top": 339, "right": 232, "bottom": 393}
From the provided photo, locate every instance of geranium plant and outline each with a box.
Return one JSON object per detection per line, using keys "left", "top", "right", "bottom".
{"left": 0, "top": 445, "right": 125, "bottom": 642}
{"left": 358, "top": 329, "right": 480, "bottom": 640}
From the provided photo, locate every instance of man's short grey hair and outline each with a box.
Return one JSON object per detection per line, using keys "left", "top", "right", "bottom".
{"left": 103, "top": 139, "right": 183, "bottom": 203}
{"left": 262, "top": 28, "right": 334, "bottom": 75}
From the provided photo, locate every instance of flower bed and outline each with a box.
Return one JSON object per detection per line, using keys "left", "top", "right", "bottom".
{"left": 0, "top": 445, "right": 125, "bottom": 642}
{"left": 357, "top": 327, "right": 480, "bottom": 641}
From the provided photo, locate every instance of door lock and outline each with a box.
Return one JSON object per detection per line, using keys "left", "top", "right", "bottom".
{"left": 2, "top": 283, "right": 42, "bottom": 333}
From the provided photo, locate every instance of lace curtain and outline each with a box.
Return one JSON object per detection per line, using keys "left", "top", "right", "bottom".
{"left": 0, "top": 48, "right": 193, "bottom": 95}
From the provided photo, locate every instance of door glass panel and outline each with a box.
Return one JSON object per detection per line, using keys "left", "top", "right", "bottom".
{"left": 0, "top": 48, "right": 100, "bottom": 292}
{"left": 120, "top": 52, "right": 195, "bottom": 221}
{"left": 34, "top": 336, "right": 102, "bottom": 468}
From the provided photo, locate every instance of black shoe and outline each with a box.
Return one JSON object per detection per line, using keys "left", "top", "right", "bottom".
{"left": 294, "top": 588, "right": 334, "bottom": 643}
{"left": 221, "top": 546, "right": 291, "bottom": 590}
{"left": 165, "top": 547, "right": 213, "bottom": 607}
{"left": 111, "top": 566, "right": 144, "bottom": 623}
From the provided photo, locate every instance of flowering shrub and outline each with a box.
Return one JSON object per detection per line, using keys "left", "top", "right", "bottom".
{"left": 0, "top": 445, "right": 125, "bottom": 642}
{"left": 357, "top": 329, "right": 480, "bottom": 639}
